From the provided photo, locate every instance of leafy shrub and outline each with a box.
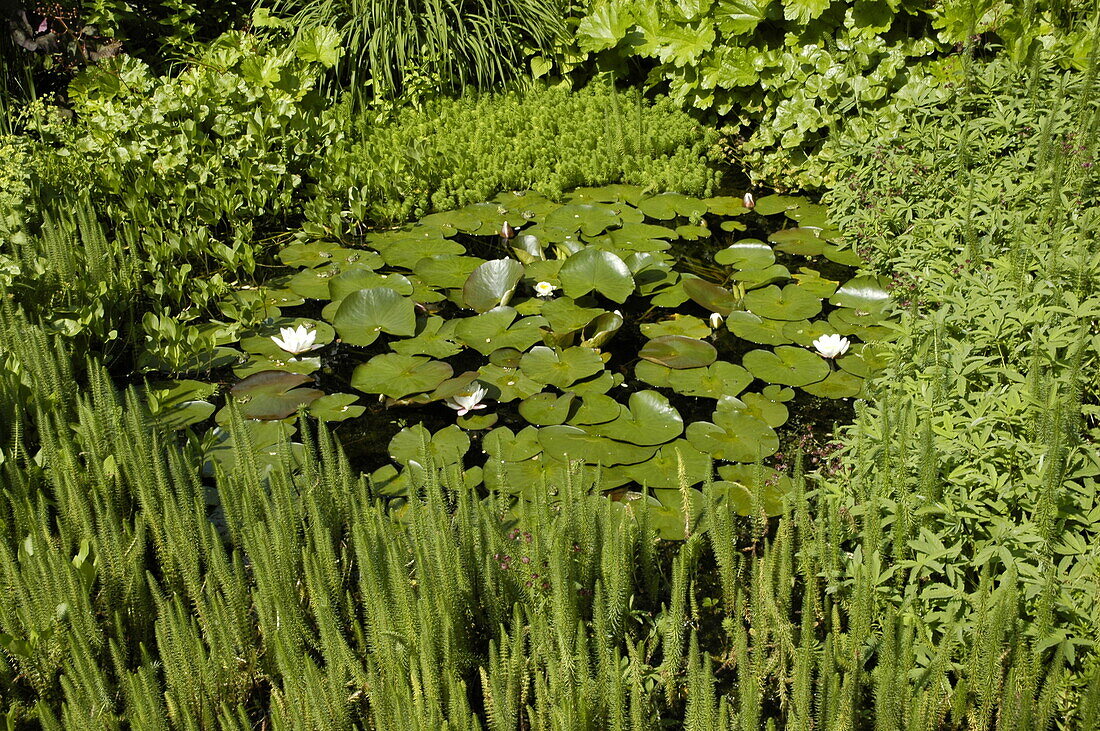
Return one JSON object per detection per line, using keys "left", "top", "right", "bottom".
{"left": 822, "top": 49, "right": 1100, "bottom": 657}
{"left": 51, "top": 29, "right": 345, "bottom": 309}
{"left": 256, "top": 0, "right": 572, "bottom": 99}
{"left": 557, "top": 0, "right": 1096, "bottom": 188}
{"left": 306, "top": 82, "right": 722, "bottom": 229}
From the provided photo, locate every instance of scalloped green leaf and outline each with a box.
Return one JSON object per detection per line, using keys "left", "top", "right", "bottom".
{"left": 351, "top": 354, "right": 453, "bottom": 399}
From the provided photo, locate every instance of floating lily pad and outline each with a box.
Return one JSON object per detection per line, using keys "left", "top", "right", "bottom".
{"left": 730, "top": 264, "right": 792, "bottom": 289}
{"left": 637, "top": 192, "right": 707, "bottom": 220}
{"left": 463, "top": 259, "right": 525, "bottom": 312}
{"left": 390, "top": 316, "right": 463, "bottom": 358}
{"left": 800, "top": 370, "right": 863, "bottom": 399}
{"left": 646, "top": 488, "right": 707, "bottom": 540}
{"left": 540, "top": 297, "right": 605, "bottom": 334}
{"left": 280, "top": 242, "right": 382, "bottom": 269}
{"left": 331, "top": 288, "right": 416, "bottom": 346}
{"left": 287, "top": 265, "right": 347, "bottom": 299}
{"left": 703, "top": 196, "right": 750, "bottom": 215}
{"left": 830, "top": 275, "right": 891, "bottom": 311}
{"left": 742, "top": 284, "right": 822, "bottom": 321}
{"left": 538, "top": 426, "right": 658, "bottom": 465}
{"left": 752, "top": 194, "right": 799, "bottom": 216}
{"left": 511, "top": 234, "right": 546, "bottom": 263}
{"left": 455, "top": 307, "right": 547, "bottom": 355}
{"left": 708, "top": 477, "right": 786, "bottom": 517}
{"left": 620, "top": 440, "right": 711, "bottom": 488}
{"left": 822, "top": 245, "right": 863, "bottom": 267}
{"left": 685, "top": 411, "right": 778, "bottom": 462}
{"left": 566, "top": 184, "right": 645, "bottom": 205}
{"left": 232, "top": 353, "right": 320, "bottom": 379}
{"left": 520, "top": 346, "right": 605, "bottom": 389}
{"left": 579, "top": 311, "right": 624, "bottom": 349}
{"left": 684, "top": 279, "right": 739, "bottom": 315}
{"left": 726, "top": 391, "right": 789, "bottom": 428}
{"left": 484, "top": 425, "right": 543, "bottom": 462}
{"left": 477, "top": 363, "right": 544, "bottom": 402}
{"left": 389, "top": 424, "right": 470, "bottom": 466}
{"left": 742, "top": 346, "right": 830, "bottom": 386}
{"left": 639, "top": 335, "right": 717, "bottom": 369}
{"left": 714, "top": 239, "right": 775, "bottom": 269}
{"left": 519, "top": 391, "right": 577, "bottom": 426}
{"left": 228, "top": 371, "right": 324, "bottom": 421}
{"left": 675, "top": 224, "right": 710, "bottom": 240}
{"left": 203, "top": 421, "right": 301, "bottom": 477}
{"left": 769, "top": 227, "right": 827, "bottom": 256}
{"left": 782, "top": 319, "right": 837, "bottom": 347}
{"left": 493, "top": 189, "right": 561, "bottom": 218}
{"left": 591, "top": 390, "right": 683, "bottom": 446}
{"left": 544, "top": 203, "right": 622, "bottom": 235}
{"left": 558, "top": 248, "right": 635, "bottom": 303}
{"left": 351, "top": 354, "right": 453, "bottom": 399}
{"left": 792, "top": 268, "right": 839, "bottom": 297}
{"left": 640, "top": 315, "right": 711, "bottom": 340}
{"left": 240, "top": 319, "right": 335, "bottom": 358}
{"left": 725, "top": 311, "right": 793, "bottom": 346}
{"left": 376, "top": 237, "right": 466, "bottom": 269}
{"left": 329, "top": 270, "right": 414, "bottom": 302}
{"left": 308, "top": 393, "right": 365, "bottom": 422}
{"left": 457, "top": 412, "right": 499, "bottom": 430}
{"left": 569, "top": 370, "right": 623, "bottom": 396}
{"left": 414, "top": 255, "right": 486, "bottom": 289}
{"left": 146, "top": 380, "right": 217, "bottom": 430}
{"left": 568, "top": 393, "right": 621, "bottom": 425}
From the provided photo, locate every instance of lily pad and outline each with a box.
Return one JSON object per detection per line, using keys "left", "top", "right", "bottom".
{"left": 730, "top": 264, "right": 792, "bottom": 289}
{"left": 684, "top": 279, "right": 739, "bottom": 315}
{"left": 685, "top": 411, "right": 779, "bottom": 462}
{"left": 830, "top": 275, "right": 891, "bottom": 311}
{"left": 463, "top": 259, "right": 526, "bottom": 312}
{"left": 591, "top": 390, "right": 683, "bottom": 446}
{"left": 639, "top": 335, "right": 717, "bottom": 369}
{"left": 568, "top": 394, "right": 621, "bottom": 425}
{"left": 646, "top": 488, "right": 707, "bottom": 540}
{"left": 375, "top": 237, "right": 466, "bottom": 269}
{"left": 742, "top": 284, "right": 822, "bottom": 321}
{"left": 639, "top": 315, "right": 711, "bottom": 340}
{"left": 725, "top": 311, "right": 793, "bottom": 346}
{"left": 742, "top": 346, "right": 830, "bottom": 386}
{"left": 540, "top": 297, "right": 605, "bottom": 334}
{"left": 714, "top": 239, "right": 775, "bottom": 269}
{"left": 308, "top": 393, "right": 365, "bottom": 422}
{"left": 752, "top": 194, "right": 799, "bottom": 216}
{"left": 620, "top": 440, "right": 712, "bottom": 488}
{"left": 544, "top": 203, "right": 622, "bottom": 235}
{"left": 279, "top": 242, "right": 382, "bottom": 269}
{"left": 331, "top": 288, "right": 416, "bottom": 347}
{"left": 791, "top": 268, "right": 839, "bottom": 297}
{"left": 455, "top": 308, "right": 548, "bottom": 355}
{"left": 800, "top": 370, "right": 863, "bottom": 399}
{"left": 637, "top": 192, "right": 707, "bottom": 220}
{"left": 484, "top": 425, "right": 543, "bottom": 462}
{"left": 228, "top": 371, "right": 324, "bottom": 421}
{"left": 579, "top": 310, "right": 624, "bottom": 349}
{"left": 390, "top": 316, "right": 463, "bottom": 358}
{"left": 520, "top": 346, "right": 605, "bottom": 389}
{"left": 558, "top": 248, "right": 635, "bottom": 303}
{"left": 769, "top": 227, "right": 827, "bottom": 256}
{"left": 538, "top": 426, "right": 658, "bottom": 466}
{"left": 146, "top": 380, "right": 217, "bottom": 430}
{"left": 414, "top": 255, "right": 486, "bottom": 289}
{"left": 351, "top": 354, "right": 453, "bottom": 399}
{"left": 389, "top": 424, "right": 470, "bottom": 466}
{"left": 519, "top": 392, "right": 577, "bottom": 426}
{"left": 782, "top": 319, "right": 837, "bottom": 347}
{"left": 477, "top": 363, "right": 544, "bottom": 402}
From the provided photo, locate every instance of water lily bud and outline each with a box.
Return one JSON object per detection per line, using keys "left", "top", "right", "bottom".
{"left": 812, "top": 333, "right": 850, "bottom": 359}
{"left": 534, "top": 281, "right": 556, "bottom": 297}
{"left": 500, "top": 220, "right": 516, "bottom": 240}
{"left": 709, "top": 312, "right": 723, "bottom": 329}
{"left": 743, "top": 192, "right": 755, "bottom": 209}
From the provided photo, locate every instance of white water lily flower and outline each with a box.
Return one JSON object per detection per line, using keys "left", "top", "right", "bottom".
{"left": 534, "top": 281, "right": 557, "bottom": 297}
{"left": 813, "top": 333, "right": 850, "bottom": 359}
{"left": 742, "top": 192, "right": 755, "bottom": 209}
{"left": 709, "top": 312, "right": 724, "bottom": 329}
{"left": 271, "top": 324, "right": 319, "bottom": 355}
{"left": 445, "top": 383, "right": 489, "bottom": 416}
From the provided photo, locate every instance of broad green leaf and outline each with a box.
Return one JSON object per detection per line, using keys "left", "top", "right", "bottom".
{"left": 331, "top": 288, "right": 417, "bottom": 346}
{"left": 351, "top": 354, "right": 453, "bottom": 399}
{"left": 228, "top": 371, "right": 324, "bottom": 421}
{"left": 463, "top": 258, "right": 525, "bottom": 312}
{"left": 639, "top": 335, "right": 717, "bottom": 369}
{"left": 520, "top": 346, "right": 605, "bottom": 389}
{"left": 559, "top": 248, "right": 635, "bottom": 303}
{"left": 743, "top": 284, "right": 822, "bottom": 321}
{"left": 742, "top": 346, "right": 830, "bottom": 386}
{"left": 592, "top": 390, "right": 684, "bottom": 446}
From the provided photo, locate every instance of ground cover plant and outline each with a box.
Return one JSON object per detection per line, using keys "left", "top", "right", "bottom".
{"left": 1, "top": 2, "right": 1099, "bottom": 729}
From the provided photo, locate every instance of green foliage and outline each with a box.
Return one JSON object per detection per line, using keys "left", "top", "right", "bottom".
{"left": 822, "top": 42, "right": 1100, "bottom": 656}
{"left": 0, "top": 311, "right": 1095, "bottom": 727}
{"left": 81, "top": 0, "right": 252, "bottom": 63}
{"left": 558, "top": 0, "right": 1096, "bottom": 188}
{"left": 307, "top": 82, "right": 722, "bottom": 227}
{"left": 255, "top": 0, "right": 572, "bottom": 101}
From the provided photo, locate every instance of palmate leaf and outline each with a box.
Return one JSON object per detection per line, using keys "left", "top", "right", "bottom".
{"left": 636, "top": 15, "right": 716, "bottom": 67}
{"left": 783, "top": 0, "right": 832, "bottom": 24}
{"left": 716, "top": 0, "right": 769, "bottom": 34}
{"left": 576, "top": 0, "right": 636, "bottom": 53}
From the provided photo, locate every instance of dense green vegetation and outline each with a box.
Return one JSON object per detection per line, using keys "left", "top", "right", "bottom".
{"left": 1, "top": 0, "right": 1098, "bottom": 728}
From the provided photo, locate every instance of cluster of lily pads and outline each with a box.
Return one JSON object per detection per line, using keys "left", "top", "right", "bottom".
{"left": 144, "top": 186, "right": 897, "bottom": 536}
